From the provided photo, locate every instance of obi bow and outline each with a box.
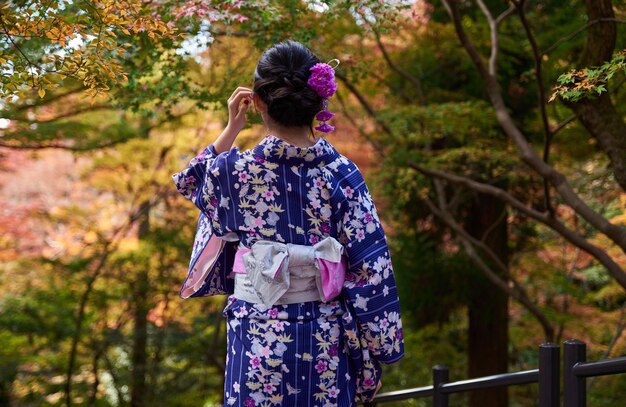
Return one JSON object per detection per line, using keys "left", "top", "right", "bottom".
{"left": 232, "top": 236, "right": 347, "bottom": 307}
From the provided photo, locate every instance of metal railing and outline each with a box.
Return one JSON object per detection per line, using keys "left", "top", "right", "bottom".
{"left": 363, "top": 339, "right": 626, "bottom": 407}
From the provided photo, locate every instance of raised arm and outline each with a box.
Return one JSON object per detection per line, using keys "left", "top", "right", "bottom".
{"left": 171, "top": 87, "right": 249, "bottom": 299}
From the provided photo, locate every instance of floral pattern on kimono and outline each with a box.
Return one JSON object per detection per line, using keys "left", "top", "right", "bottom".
{"left": 222, "top": 297, "right": 356, "bottom": 406}
{"left": 172, "top": 134, "right": 404, "bottom": 405}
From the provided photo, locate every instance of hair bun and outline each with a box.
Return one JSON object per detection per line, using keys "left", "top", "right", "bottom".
{"left": 282, "top": 72, "right": 307, "bottom": 90}
{"left": 253, "top": 40, "right": 324, "bottom": 128}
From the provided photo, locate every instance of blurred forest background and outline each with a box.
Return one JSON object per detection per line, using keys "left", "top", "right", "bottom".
{"left": 1, "top": 0, "right": 626, "bottom": 406}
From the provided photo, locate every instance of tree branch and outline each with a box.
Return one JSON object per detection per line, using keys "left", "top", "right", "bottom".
{"left": 425, "top": 186, "right": 555, "bottom": 340}
{"left": 370, "top": 70, "right": 415, "bottom": 104}
{"left": 475, "top": 0, "right": 515, "bottom": 76}
{"left": 408, "top": 160, "right": 626, "bottom": 290}
{"left": 440, "top": 0, "right": 626, "bottom": 255}
{"left": 10, "top": 104, "right": 112, "bottom": 124}
{"left": 551, "top": 75, "right": 626, "bottom": 137}
{"left": 542, "top": 17, "right": 626, "bottom": 56}
{"left": 335, "top": 71, "right": 394, "bottom": 138}
{"left": 514, "top": 0, "right": 554, "bottom": 214}
{"left": 558, "top": 0, "right": 626, "bottom": 192}
{"left": 335, "top": 89, "right": 385, "bottom": 156}
{"left": 14, "top": 87, "right": 85, "bottom": 111}
{"left": 371, "top": 25, "right": 426, "bottom": 105}
{"left": 0, "top": 137, "right": 133, "bottom": 151}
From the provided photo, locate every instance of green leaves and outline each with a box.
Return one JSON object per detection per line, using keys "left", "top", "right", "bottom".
{"left": 0, "top": 1, "right": 177, "bottom": 102}
{"left": 550, "top": 50, "right": 626, "bottom": 102}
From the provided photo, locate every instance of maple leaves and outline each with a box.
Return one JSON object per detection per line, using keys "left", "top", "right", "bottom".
{"left": 549, "top": 49, "right": 626, "bottom": 102}
{"left": 0, "top": 0, "right": 420, "bottom": 108}
{"left": 0, "top": 0, "right": 176, "bottom": 101}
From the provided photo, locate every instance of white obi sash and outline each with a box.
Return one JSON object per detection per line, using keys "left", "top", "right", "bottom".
{"left": 232, "top": 237, "right": 346, "bottom": 307}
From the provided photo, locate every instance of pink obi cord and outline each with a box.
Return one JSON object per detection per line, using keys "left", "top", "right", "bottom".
{"left": 232, "top": 246, "right": 347, "bottom": 302}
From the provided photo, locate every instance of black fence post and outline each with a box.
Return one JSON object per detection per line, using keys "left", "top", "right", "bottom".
{"left": 433, "top": 365, "right": 449, "bottom": 407}
{"left": 564, "top": 339, "right": 586, "bottom": 407}
{"left": 539, "top": 342, "right": 560, "bottom": 407}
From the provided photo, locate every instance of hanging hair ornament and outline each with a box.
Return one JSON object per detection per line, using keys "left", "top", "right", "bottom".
{"left": 307, "top": 58, "right": 340, "bottom": 133}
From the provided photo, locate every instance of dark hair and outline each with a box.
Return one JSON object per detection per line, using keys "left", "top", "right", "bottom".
{"left": 253, "top": 40, "right": 324, "bottom": 129}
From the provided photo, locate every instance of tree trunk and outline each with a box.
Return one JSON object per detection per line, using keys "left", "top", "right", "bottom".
{"left": 564, "top": 0, "right": 626, "bottom": 191}
{"left": 0, "top": 368, "right": 16, "bottom": 406}
{"left": 465, "top": 191, "right": 509, "bottom": 407}
{"left": 130, "top": 200, "right": 150, "bottom": 407}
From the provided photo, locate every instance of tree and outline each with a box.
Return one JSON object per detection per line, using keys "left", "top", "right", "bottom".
{"left": 0, "top": 0, "right": 174, "bottom": 100}
{"left": 3, "top": 1, "right": 626, "bottom": 405}
{"left": 324, "top": 0, "right": 626, "bottom": 404}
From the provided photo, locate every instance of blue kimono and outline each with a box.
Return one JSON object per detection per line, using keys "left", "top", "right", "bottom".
{"left": 172, "top": 134, "right": 405, "bottom": 406}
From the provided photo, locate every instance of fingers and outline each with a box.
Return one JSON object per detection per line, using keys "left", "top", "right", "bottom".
{"left": 226, "top": 87, "right": 253, "bottom": 130}
{"left": 235, "top": 97, "right": 251, "bottom": 119}
{"left": 228, "top": 92, "right": 252, "bottom": 116}
{"left": 228, "top": 87, "right": 253, "bottom": 105}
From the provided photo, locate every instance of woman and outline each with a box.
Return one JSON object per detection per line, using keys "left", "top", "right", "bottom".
{"left": 172, "top": 40, "right": 404, "bottom": 406}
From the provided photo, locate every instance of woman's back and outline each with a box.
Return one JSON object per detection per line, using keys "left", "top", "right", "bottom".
{"left": 172, "top": 39, "right": 404, "bottom": 406}
{"left": 207, "top": 134, "right": 353, "bottom": 248}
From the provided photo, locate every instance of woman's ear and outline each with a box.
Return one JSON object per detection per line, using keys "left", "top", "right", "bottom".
{"left": 253, "top": 93, "right": 266, "bottom": 114}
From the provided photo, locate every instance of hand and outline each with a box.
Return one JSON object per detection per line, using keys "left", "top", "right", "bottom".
{"left": 226, "top": 86, "right": 252, "bottom": 134}
{"left": 212, "top": 87, "right": 253, "bottom": 154}
{"left": 372, "top": 380, "right": 382, "bottom": 398}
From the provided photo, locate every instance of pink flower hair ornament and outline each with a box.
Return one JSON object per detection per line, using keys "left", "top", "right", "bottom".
{"left": 307, "top": 59, "right": 340, "bottom": 133}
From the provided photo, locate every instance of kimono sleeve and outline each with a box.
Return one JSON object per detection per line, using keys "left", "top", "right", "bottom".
{"left": 337, "top": 168, "right": 405, "bottom": 399}
{"left": 172, "top": 144, "right": 225, "bottom": 225}
{"left": 171, "top": 144, "right": 238, "bottom": 299}
{"left": 339, "top": 173, "right": 405, "bottom": 362}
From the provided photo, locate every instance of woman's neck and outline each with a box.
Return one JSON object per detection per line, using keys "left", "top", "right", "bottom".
{"left": 268, "top": 124, "right": 317, "bottom": 147}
